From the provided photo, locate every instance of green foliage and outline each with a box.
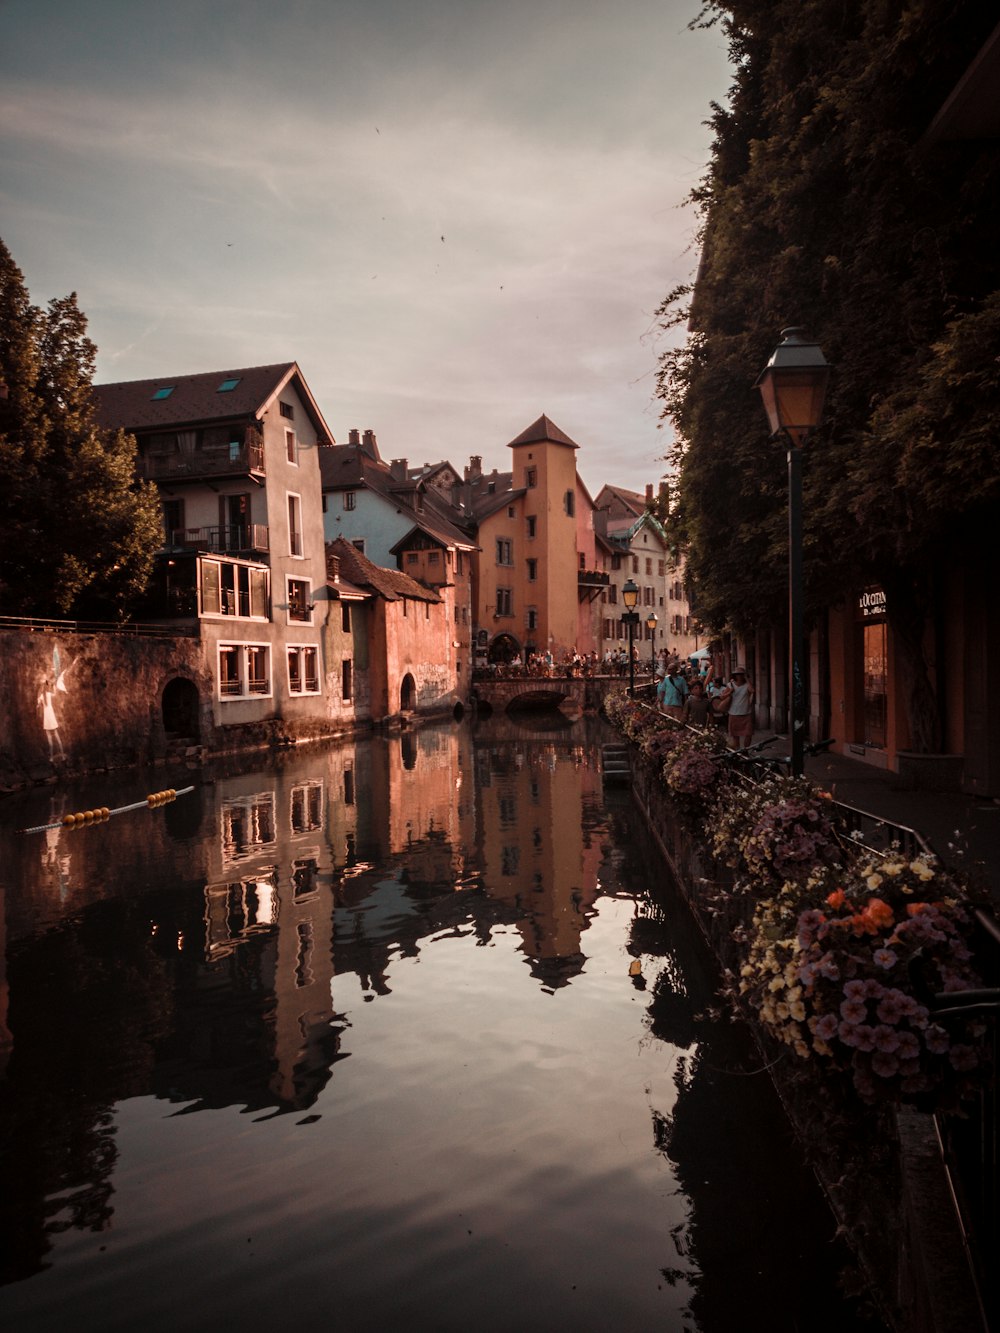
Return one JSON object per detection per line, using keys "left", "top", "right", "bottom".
{"left": 0, "top": 240, "right": 161, "bottom": 619}
{"left": 659, "top": 1, "right": 1000, "bottom": 638}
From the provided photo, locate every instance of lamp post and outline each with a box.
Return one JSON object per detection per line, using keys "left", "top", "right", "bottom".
{"left": 755, "top": 327, "right": 830, "bottom": 777}
{"left": 622, "top": 577, "right": 639, "bottom": 697}
{"left": 646, "top": 612, "right": 658, "bottom": 677}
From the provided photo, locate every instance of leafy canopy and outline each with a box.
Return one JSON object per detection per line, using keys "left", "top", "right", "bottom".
{"left": 660, "top": 0, "right": 1000, "bottom": 636}
{"left": 0, "top": 239, "right": 162, "bottom": 619}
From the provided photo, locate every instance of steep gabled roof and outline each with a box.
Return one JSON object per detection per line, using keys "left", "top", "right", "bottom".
{"left": 329, "top": 537, "right": 440, "bottom": 604}
{"left": 92, "top": 362, "right": 334, "bottom": 443}
{"left": 507, "top": 414, "right": 579, "bottom": 450}
{"left": 596, "top": 482, "right": 647, "bottom": 518}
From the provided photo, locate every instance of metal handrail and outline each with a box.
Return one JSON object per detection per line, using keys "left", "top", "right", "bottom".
{"left": 0, "top": 615, "right": 197, "bottom": 638}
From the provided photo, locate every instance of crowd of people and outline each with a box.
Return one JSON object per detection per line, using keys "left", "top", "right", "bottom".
{"left": 655, "top": 656, "right": 755, "bottom": 750}
{"left": 472, "top": 645, "right": 757, "bottom": 749}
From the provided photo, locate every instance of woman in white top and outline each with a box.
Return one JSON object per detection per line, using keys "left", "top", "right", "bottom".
{"left": 725, "top": 669, "right": 755, "bottom": 750}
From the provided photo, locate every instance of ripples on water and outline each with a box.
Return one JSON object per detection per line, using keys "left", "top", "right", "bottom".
{"left": 0, "top": 718, "right": 885, "bottom": 1332}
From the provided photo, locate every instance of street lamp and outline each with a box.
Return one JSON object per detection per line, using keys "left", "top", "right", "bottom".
{"left": 621, "top": 577, "right": 639, "bottom": 697}
{"left": 756, "top": 327, "right": 831, "bottom": 777}
{"left": 646, "top": 611, "right": 658, "bottom": 677}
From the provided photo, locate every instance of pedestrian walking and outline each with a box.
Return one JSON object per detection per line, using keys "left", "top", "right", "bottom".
{"left": 657, "top": 666, "right": 689, "bottom": 722}
{"left": 726, "top": 668, "right": 755, "bottom": 750}
{"left": 686, "top": 678, "right": 711, "bottom": 728}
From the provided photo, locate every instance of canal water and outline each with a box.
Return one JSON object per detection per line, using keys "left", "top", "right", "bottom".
{"left": 0, "top": 716, "right": 884, "bottom": 1332}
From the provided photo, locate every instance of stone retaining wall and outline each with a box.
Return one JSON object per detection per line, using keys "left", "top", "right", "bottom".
{"left": 627, "top": 745, "right": 984, "bottom": 1333}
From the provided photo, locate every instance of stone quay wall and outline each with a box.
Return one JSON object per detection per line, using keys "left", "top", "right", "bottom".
{"left": 627, "top": 745, "right": 984, "bottom": 1333}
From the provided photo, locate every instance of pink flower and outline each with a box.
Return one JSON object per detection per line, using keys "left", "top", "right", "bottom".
{"left": 873, "top": 948, "right": 897, "bottom": 970}
{"left": 949, "top": 1045, "right": 979, "bottom": 1072}
{"left": 895, "top": 1032, "right": 920, "bottom": 1061}
{"left": 923, "top": 1024, "right": 950, "bottom": 1055}
{"left": 839, "top": 997, "right": 867, "bottom": 1024}
{"left": 873, "top": 1025, "right": 901, "bottom": 1054}
{"left": 852, "top": 1024, "right": 876, "bottom": 1053}
{"left": 871, "top": 1051, "right": 900, "bottom": 1078}
{"left": 875, "top": 990, "right": 908, "bottom": 1024}
{"left": 842, "top": 979, "right": 868, "bottom": 1001}
{"left": 818, "top": 956, "right": 840, "bottom": 981}
{"left": 812, "top": 1012, "right": 839, "bottom": 1042}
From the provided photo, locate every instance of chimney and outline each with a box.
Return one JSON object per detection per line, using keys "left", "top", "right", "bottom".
{"left": 390, "top": 458, "right": 409, "bottom": 482}
{"left": 348, "top": 428, "right": 360, "bottom": 446}
{"left": 659, "top": 479, "right": 669, "bottom": 510}
{"left": 645, "top": 483, "right": 654, "bottom": 505}
{"left": 326, "top": 550, "right": 341, "bottom": 583}
{"left": 362, "top": 428, "right": 377, "bottom": 453}
{"left": 466, "top": 455, "right": 482, "bottom": 482}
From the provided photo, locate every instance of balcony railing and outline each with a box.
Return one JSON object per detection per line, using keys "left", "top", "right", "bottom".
{"left": 167, "top": 525, "right": 269, "bottom": 555}
{"left": 140, "top": 435, "right": 266, "bottom": 482}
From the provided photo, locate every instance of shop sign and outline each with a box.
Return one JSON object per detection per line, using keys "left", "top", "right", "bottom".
{"left": 857, "top": 587, "right": 886, "bottom": 619}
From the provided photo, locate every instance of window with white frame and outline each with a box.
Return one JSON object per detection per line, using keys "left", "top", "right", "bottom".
{"left": 287, "top": 576, "right": 312, "bottom": 623}
{"left": 200, "top": 559, "right": 268, "bottom": 619}
{"left": 288, "top": 645, "right": 320, "bottom": 694}
{"left": 288, "top": 493, "right": 303, "bottom": 556}
{"left": 286, "top": 430, "right": 297, "bottom": 464}
{"left": 219, "top": 643, "right": 272, "bottom": 699}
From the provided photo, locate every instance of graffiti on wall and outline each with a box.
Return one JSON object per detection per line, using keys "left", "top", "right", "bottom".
{"left": 37, "top": 645, "right": 76, "bottom": 760}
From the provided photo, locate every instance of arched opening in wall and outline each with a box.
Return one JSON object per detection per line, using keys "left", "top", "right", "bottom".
{"left": 162, "top": 677, "right": 200, "bottom": 740}
{"left": 400, "top": 673, "right": 416, "bottom": 712}
{"left": 487, "top": 633, "right": 521, "bottom": 664}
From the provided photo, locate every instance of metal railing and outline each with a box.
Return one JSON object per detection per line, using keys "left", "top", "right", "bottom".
{"left": 167, "top": 524, "right": 269, "bottom": 554}
{"left": 620, "top": 700, "right": 998, "bottom": 1326}
{"left": 0, "top": 615, "right": 197, "bottom": 638}
{"left": 934, "top": 909, "right": 1000, "bottom": 1330}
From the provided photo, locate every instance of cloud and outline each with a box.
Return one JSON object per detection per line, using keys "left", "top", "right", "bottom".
{"left": 0, "top": 0, "right": 728, "bottom": 490}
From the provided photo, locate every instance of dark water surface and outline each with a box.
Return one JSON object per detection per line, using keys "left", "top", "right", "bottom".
{"left": 0, "top": 718, "right": 883, "bottom": 1332}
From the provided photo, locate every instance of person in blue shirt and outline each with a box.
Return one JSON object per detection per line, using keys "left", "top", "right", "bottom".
{"left": 657, "top": 667, "right": 689, "bottom": 721}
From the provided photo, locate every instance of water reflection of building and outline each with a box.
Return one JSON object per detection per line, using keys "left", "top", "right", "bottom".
{"left": 474, "top": 738, "right": 605, "bottom": 988}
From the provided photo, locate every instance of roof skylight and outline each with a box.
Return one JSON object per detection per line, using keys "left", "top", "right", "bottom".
{"left": 151, "top": 386, "right": 175, "bottom": 400}
{"left": 217, "top": 377, "right": 241, "bottom": 392}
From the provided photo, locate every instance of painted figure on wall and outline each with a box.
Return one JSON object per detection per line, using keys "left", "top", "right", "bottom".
{"left": 37, "top": 646, "right": 75, "bottom": 759}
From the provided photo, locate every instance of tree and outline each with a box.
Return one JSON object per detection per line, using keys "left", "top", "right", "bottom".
{"left": 659, "top": 0, "right": 1000, "bottom": 751}
{"left": 0, "top": 240, "right": 161, "bottom": 619}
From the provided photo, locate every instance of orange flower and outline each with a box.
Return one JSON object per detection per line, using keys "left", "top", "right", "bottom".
{"left": 906, "top": 902, "right": 931, "bottom": 917}
{"left": 865, "top": 897, "right": 895, "bottom": 929}
{"left": 826, "top": 888, "right": 846, "bottom": 910}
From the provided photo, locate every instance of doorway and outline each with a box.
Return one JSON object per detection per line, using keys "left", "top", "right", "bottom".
{"left": 860, "top": 621, "right": 887, "bottom": 748}
{"left": 162, "top": 677, "right": 201, "bottom": 740}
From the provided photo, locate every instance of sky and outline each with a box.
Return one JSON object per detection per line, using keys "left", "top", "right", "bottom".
{"left": 0, "top": 0, "right": 732, "bottom": 495}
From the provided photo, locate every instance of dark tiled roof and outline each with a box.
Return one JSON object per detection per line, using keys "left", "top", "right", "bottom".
{"left": 507, "top": 414, "right": 579, "bottom": 450}
{"left": 598, "top": 483, "right": 647, "bottom": 517}
{"left": 321, "top": 447, "right": 475, "bottom": 549}
{"left": 92, "top": 362, "right": 334, "bottom": 442}
{"left": 329, "top": 537, "right": 440, "bottom": 603}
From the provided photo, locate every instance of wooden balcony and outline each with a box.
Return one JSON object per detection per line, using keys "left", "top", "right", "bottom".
{"left": 578, "top": 568, "right": 610, "bottom": 603}
{"left": 139, "top": 434, "right": 266, "bottom": 483}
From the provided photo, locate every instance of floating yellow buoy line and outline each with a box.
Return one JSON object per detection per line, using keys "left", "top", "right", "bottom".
{"left": 17, "top": 786, "right": 194, "bottom": 835}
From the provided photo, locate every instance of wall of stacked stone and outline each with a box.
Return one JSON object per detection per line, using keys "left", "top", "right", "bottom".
{"left": 0, "top": 629, "right": 213, "bottom": 789}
